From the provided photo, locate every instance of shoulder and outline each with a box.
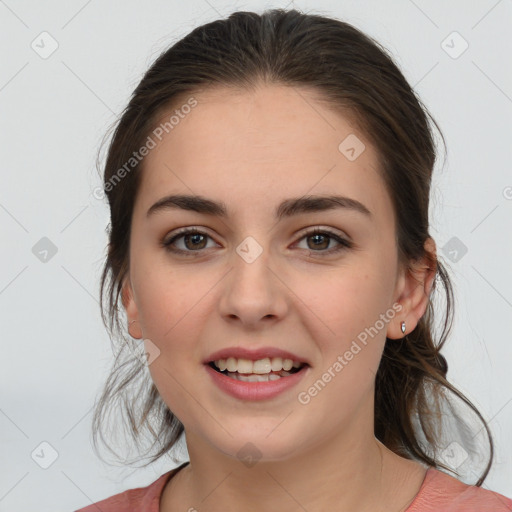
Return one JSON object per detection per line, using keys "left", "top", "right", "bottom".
{"left": 407, "top": 467, "right": 512, "bottom": 512}
{"left": 74, "top": 463, "right": 188, "bottom": 512}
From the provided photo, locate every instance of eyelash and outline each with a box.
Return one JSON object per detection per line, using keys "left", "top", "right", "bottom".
{"left": 161, "top": 227, "right": 353, "bottom": 257}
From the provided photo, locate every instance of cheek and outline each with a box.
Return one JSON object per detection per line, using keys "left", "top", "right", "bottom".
{"left": 289, "top": 262, "right": 395, "bottom": 388}
{"left": 132, "top": 258, "right": 198, "bottom": 344}
{"left": 132, "top": 257, "right": 223, "bottom": 371}
{"left": 135, "top": 267, "right": 209, "bottom": 420}
{"left": 297, "top": 265, "right": 393, "bottom": 339}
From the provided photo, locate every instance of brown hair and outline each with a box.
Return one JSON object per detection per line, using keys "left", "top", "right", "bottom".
{"left": 92, "top": 8, "right": 494, "bottom": 484}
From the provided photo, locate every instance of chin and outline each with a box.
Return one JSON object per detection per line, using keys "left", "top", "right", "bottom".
{"left": 208, "top": 429, "right": 306, "bottom": 465}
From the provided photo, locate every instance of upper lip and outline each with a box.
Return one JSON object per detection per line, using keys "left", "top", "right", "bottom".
{"left": 204, "top": 346, "right": 311, "bottom": 366}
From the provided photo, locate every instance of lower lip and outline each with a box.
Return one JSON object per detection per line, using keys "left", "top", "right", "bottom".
{"left": 204, "top": 364, "right": 309, "bottom": 401}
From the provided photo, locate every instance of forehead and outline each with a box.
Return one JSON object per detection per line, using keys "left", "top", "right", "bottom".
{"left": 135, "top": 84, "right": 393, "bottom": 226}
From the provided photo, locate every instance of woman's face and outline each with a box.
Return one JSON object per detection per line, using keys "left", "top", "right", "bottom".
{"left": 122, "top": 84, "right": 419, "bottom": 462}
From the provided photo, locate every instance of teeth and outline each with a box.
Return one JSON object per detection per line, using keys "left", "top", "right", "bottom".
{"left": 226, "top": 371, "right": 293, "bottom": 382}
{"left": 215, "top": 357, "right": 303, "bottom": 374}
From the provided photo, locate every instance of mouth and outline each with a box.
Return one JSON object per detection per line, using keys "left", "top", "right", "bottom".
{"left": 206, "top": 358, "right": 309, "bottom": 382}
{"left": 204, "top": 354, "right": 311, "bottom": 400}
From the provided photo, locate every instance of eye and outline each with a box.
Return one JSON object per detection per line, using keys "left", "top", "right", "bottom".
{"left": 294, "top": 227, "right": 352, "bottom": 255}
{"left": 161, "top": 228, "right": 218, "bottom": 255}
{"left": 161, "top": 226, "right": 352, "bottom": 257}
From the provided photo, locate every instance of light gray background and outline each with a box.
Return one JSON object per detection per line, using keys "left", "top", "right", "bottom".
{"left": 1, "top": 1, "right": 511, "bottom": 510}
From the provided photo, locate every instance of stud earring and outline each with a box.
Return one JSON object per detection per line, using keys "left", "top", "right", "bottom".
{"left": 400, "top": 321, "right": 406, "bottom": 334}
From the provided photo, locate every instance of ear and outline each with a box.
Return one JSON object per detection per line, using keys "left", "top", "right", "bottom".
{"left": 121, "top": 275, "right": 143, "bottom": 339}
{"left": 387, "top": 237, "right": 437, "bottom": 339}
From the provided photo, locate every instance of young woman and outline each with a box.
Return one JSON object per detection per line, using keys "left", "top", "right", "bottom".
{"left": 76, "top": 8, "right": 512, "bottom": 512}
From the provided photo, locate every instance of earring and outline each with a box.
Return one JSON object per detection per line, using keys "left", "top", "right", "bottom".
{"left": 400, "top": 321, "right": 406, "bottom": 334}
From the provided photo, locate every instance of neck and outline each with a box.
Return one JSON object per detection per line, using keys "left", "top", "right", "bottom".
{"left": 189, "top": 439, "right": 385, "bottom": 512}
{"left": 162, "top": 418, "right": 424, "bottom": 511}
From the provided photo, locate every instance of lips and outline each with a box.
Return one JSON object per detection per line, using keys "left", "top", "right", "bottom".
{"left": 203, "top": 346, "right": 311, "bottom": 366}
{"left": 204, "top": 360, "right": 310, "bottom": 400}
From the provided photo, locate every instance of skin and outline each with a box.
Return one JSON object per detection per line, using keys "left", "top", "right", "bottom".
{"left": 121, "top": 84, "right": 437, "bottom": 512}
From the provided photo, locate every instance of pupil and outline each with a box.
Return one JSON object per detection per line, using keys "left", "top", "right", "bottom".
{"left": 186, "top": 233, "right": 205, "bottom": 250}
{"left": 310, "top": 234, "right": 328, "bottom": 250}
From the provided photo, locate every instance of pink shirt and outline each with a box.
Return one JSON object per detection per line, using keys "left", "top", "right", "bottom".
{"left": 75, "top": 462, "right": 512, "bottom": 511}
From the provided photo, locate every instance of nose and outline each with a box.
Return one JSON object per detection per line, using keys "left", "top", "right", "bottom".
{"left": 218, "top": 241, "right": 288, "bottom": 328}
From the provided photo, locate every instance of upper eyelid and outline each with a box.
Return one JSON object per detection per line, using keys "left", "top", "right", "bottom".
{"left": 165, "top": 225, "right": 348, "bottom": 239}
{"left": 163, "top": 226, "right": 349, "bottom": 248}
{"left": 165, "top": 227, "right": 218, "bottom": 243}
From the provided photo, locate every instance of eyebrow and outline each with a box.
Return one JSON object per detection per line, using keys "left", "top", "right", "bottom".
{"left": 146, "top": 194, "right": 372, "bottom": 220}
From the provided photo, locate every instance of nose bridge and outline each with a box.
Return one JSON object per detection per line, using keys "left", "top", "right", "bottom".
{"left": 231, "top": 233, "right": 273, "bottom": 292}
{"left": 219, "top": 233, "right": 286, "bottom": 323}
